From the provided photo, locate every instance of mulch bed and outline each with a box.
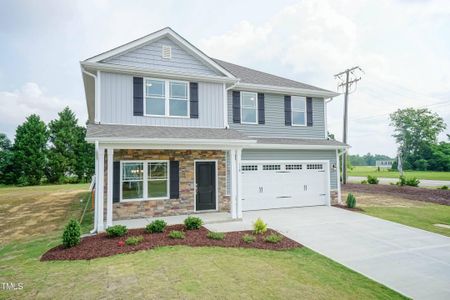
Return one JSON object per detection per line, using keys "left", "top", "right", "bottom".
{"left": 333, "top": 204, "right": 365, "bottom": 212}
{"left": 41, "top": 225, "right": 302, "bottom": 261}
{"left": 343, "top": 183, "right": 450, "bottom": 206}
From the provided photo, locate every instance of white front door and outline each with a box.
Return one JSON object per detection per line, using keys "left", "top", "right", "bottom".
{"left": 241, "top": 161, "right": 329, "bottom": 211}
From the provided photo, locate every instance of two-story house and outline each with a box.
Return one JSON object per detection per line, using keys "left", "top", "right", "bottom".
{"left": 81, "top": 27, "right": 348, "bottom": 232}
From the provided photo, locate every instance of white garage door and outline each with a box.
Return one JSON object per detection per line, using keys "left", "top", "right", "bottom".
{"left": 241, "top": 161, "right": 329, "bottom": 211}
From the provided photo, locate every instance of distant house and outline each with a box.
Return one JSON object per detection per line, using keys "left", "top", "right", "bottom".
{"left": 376, "top": 160, "right": 393, "bottom": 169}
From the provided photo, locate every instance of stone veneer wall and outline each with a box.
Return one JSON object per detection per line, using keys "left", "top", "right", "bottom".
{"left": 330, "top": 190, "right": 339, "bottom": 205}
{"left": 105, "top": 149, "right": 229, "bottom": 220}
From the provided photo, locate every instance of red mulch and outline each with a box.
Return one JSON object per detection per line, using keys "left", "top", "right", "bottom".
{"left": 343, "top": 183, "right": 450, "bottom": 206}
{"left": 41, "top": 225, "right": 302, "bottom": 261}
{"left": 333, "top": 204, "right": 365, "bottom": 212}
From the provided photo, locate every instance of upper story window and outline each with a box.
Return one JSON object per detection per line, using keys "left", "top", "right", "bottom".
{"left": 144, "top": 78, "right": 189, "bottom": 117}
{"left": 291, "top": 96, "right": 306, "bottom": 126}
{"left": 241, "top": 91, "right": 258, "bottom": 124}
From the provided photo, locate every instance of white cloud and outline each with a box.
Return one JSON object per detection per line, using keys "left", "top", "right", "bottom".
{"left": 0, "top": 82, "right": 87, "bottom": 138}
{"left": 199, "top": 0, "right": 450, "bottom": 156}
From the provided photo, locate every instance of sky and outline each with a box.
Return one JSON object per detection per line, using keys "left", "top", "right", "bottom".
{"left": 1, "top": 0, "right": 449, "bottom": 156}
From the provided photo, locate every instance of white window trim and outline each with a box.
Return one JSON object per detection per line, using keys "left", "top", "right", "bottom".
{"left": 291, "top": 96, "right": 307, "bottom": 127}
{"left": 120, "top": 160, "right": 170, "bottom": 202}
{"left": 143, "top": 77, "right": 190, "bottom": 118}
{"left": 240, "top": 91, "right": 258, "bottom": 125}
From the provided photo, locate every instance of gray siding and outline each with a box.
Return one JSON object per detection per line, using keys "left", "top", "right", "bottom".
{"left": 103, "top": 37, "right": 220, "bottom": 76}
{"left": 100, "top": 72, "right": 224, "bottom": 127}
{"left": 241, "top": 149, "right": 338, "bottom": 189}
{"left": 228, "top": 91, "right": 326, "bottom": 139}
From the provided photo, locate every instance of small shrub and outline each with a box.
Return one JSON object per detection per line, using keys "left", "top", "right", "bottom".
{"left": 242, "top": 234, "right": 256, "bottom": 243}
{"left": 346, "top": 193, "right": 356, "bottom": 208}
{"left": 146, "top": 219, "right": 167, "bottom": 233}
{"left": 397, "top": 175, "right": 406, "bottom": 186}
{"left": 253, "top": 218, "right": 267, "bottom": 234}
{"left": 184, "top": 216, "right": 203, "bottom": 230}
{"left": 405, "top": 177, "right": 420, "bottom": 187}
{"left": 117, "top": 240, "right": 125, "bottom": 247}
{"left": 106, "top": 225, "right": 128, "bottom": 237}
{"left": 125, "top": 235, "right": 144, "bottom": 246}
{"left": 264, "top": 234, "right": 283, "bottom": 244}
{"left": 62, "top": 219, "right": 81, "bottom": 248}
{"left": 207, "top": 231, "right": 225, "bottom": 240}
{"left": 367, "top": 175, "right": 379, "bottom": 184}
{"left": 360, "top": 180, "right": 368, "bottom": 184}
{"left": 439, "top": 185, "right": 448, "bottom": 190}
{"left": 168, "top": 230, "right": 185, "bottom": 239}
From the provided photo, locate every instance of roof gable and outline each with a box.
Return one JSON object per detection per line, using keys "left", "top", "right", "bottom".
{"left": 84, "top": 27, "right": 235, "bottom": 78}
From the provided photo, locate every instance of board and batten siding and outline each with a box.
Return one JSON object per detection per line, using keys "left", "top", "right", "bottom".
{"left": 227, "top": 91, "right": 326, "bottom": 139}
{"left": 241, "top": 149, "right": 338, "bottom": 190}
{"left": 100, "top": 72, "right": 225, "bottom": 127}
{"left": 103, "top": 37, "right": 220, "bottom": 76}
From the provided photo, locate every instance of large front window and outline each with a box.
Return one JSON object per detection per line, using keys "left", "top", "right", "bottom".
{"left": 121, "top": 161, "right": 169, "bottom": 201}
{"left": 144, "top": 78, "right": 189, "bottom": 117}
{"left": 241, "top": 91, "right": 257, "bottom": 124}
{"left": 291, "top": 96, "right": 306, "bottom": 126}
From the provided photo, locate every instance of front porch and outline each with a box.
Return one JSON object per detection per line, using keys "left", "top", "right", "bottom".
{"left": 112, "top": 211, "right": 236, "bottom": 229}
{"left": 93, "top": 144, "right": 244, "bottom": 232}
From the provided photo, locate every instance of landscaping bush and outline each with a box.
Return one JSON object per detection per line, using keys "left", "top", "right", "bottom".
{"left": 438, "top": 185, "right": 448, "bottom": 190}
{"left": 242, "top": 234, "right": 256, "bottom": 243}
{"left": 253, "top": 218, "right": 267, "bottom": 234}
{"left": 367, "top": 175, "right": 379, "bottom": 184}
{"left": 145, "top": 219, "right": 167, "bottom": 233}
{"left": 360, "top": 180, "right": 368, "bottom": 184}
{"left": 264, "top": 234, "right": 283, "bottom": 244}
{"left": 397, "top": 176, "right": 420, "bottom": 187}
{"left": 168, "top": 230, "right": 185, "bottom": 239}
{"left": 346, "top": 193, "right": 356, "bottom": 208}
{"left": 125, "top": 235, "right": 144, "bottom": 246}
{"left": 184, "top": 216, "right": 203, "bottom": 230}
{"left": 62, "top": 219, "right": 81, "bottom": 248}
{"left": 207, "top": 231, "right": 225, "bottom": 240}
{"left": 106, "top": 225, "right": 128, "bottom": 237}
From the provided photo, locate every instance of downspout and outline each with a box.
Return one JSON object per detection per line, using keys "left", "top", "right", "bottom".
{"left": 90, "top": 140, "right": 99, "bottom": 234}
{"left": 224, "top": 79, "right": 240, "bottom": 129}
{"left": 81, "top": 66, "right": 100, "bottom": 124}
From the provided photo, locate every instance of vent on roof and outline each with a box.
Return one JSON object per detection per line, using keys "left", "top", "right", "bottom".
{"left": 162, "top": 45, "right": 172, "bottom": 59}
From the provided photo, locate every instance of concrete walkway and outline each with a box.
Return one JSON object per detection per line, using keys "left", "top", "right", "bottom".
{"left": 349, "top": 176, "right": 450, "bottom": 187}
{"left": 205, "top": 207, "right": 450, "bottom": 299}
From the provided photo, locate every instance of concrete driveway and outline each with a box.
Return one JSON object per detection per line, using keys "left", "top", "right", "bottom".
{"left": 205, "top": 206, "right": 450, "bottom": 299}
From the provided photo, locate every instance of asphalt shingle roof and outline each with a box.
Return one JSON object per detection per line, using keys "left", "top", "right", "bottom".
{"left": 86, "top": 124, "right": 251, "bottom": 140}
{"left": 213, "top": 58, "right": 333, "bottom": 92}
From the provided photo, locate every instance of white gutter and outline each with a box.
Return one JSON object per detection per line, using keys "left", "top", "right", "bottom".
{"left": 235, "top": 82, "right": 340, "bottom": 99}
{"left": 86, "top": 137, "right": 256, "bottom": 145}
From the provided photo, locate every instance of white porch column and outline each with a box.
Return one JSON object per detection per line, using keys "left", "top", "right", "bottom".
{"left": 106, "top": 148, "right": 114, "bottom": 227}
{"left": 236, "top": 148, "right": 243, "bottom": 219}
{"left": 336, "top": 149, "right": 342, "bottom": 204}
{"left": 229, "top": 149, "right": 237, "bottom": 219}
{"left": 96, "top": 147, "right": 105, "bottom": 231}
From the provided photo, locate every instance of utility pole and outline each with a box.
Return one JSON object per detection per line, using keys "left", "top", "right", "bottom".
{"left": 334, "top": 66, "right": 363, "bottom": 184}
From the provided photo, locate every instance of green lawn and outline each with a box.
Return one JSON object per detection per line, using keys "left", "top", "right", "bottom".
{"left": 348, "top": 166, "right": 450, "bottom": 181}
{"left": 0, "top": 184, "right": 407, "bottom": 299}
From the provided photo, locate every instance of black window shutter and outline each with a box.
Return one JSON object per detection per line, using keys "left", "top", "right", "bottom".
{"left": 133, "top": 77, "right": 143, "bottom": 116}
{"left": 284, "top": 96, "right": 291, "bottom": 126}
{"left": 306, "top": 97, "right": 313, "bottom": 127}
{"left": 190, "top": 82, "right": 199, "bottom": 118}
{"left": 232, "top": 91, "right": 241, "bottom": 123}
{"left": 113, "top": 161, "right": 120, "bottom": 203}
{"left": 258, "top": 93, "right": 265, "bottom": 124}
{"left": 169, "top": 161, "right": 180, "bottom": 199}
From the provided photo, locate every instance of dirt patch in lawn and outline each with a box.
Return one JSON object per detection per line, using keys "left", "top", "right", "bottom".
{"left": 41, "top": 225, "right": 302, "bottom": 261}
{"left": 343, "top": 183, "right": 450, "bottom": 206}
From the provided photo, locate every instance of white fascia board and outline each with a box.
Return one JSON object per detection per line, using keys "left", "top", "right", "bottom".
{"left": 235, "top": 82, "right": 340, "bottom": 99}
{"left": 246, "top": 143, "right": 349, "bottom": 150}
{"left": 81, "top": 62, "right": 238, "bottom": 84}
{"left": 83, "top": 27, "right": 236, "bottom": 79}
{"left": 93, "top": 141, "right": 248, "bottom": 151}
{"left": 86, "top": 137, "right": 256, "bottom": 145}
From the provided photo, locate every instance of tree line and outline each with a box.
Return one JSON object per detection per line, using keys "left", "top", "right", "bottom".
{"left": 0, "top": 107, "right": 94, "bottom": 186}
{"left": 348, "top": 153, "right": 393, "bottom": 166}
{"left": 390, "top": 108, "right": 450, "bottom": 171}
